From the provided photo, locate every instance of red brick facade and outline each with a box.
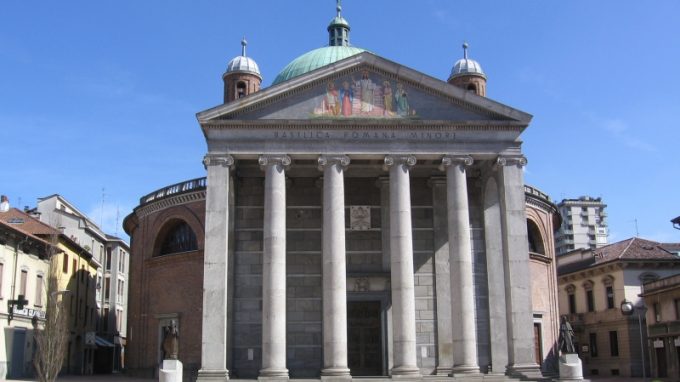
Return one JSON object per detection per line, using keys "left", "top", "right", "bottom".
{"left": 124, "top": 195, "right": 206, "bottom": 378}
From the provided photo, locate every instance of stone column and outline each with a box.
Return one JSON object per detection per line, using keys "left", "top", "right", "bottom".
{"left": 496, "top": 155, "right": 541, "bottom": 378}
{"left": 318, "top": 155, "right": 351, "bottom": 380}
{"left": 259, "top": 155, "right": 291, "bottom": 381}
{"left": 197, "top": 154, "right": 233, "bottom": 382}
{"left": 482, "top": 175, "right": 509, "bottom": 375}
{"left": 430, "top": 177, "right": 453, "bottom": 376}
{"left": 441, "top": 155, "right": 480, "bottom": 375}
{"left": 384, "top": 155, "right": 421, "bottom": 378}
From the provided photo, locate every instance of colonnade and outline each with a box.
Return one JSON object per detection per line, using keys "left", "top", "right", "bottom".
{"left": 197, "top": 153, "right": 536, "bottom": 381}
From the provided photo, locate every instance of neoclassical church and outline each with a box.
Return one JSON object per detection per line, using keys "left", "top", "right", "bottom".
{"left": 124, "top": 3, "right": 561, "bottom": 381}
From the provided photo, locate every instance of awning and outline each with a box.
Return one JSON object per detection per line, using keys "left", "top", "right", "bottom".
{"left": 95, "top": 336, "right": 115, "bottom": 348}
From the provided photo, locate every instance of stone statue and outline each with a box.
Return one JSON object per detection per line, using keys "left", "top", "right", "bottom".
{"left": 558, "top": 316, "right": 576, "bottom": 354}
{"left": 162, "top": 320, "right": 179, "bottom": 360}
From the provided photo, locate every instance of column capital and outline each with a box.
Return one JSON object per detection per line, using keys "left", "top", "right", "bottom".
{"left": 317, "top": 155, "right": 350, "bottom": 171}
{"left": 495, "top": 155, "right": 527, "bottom": 169}
{"left": 259, "top": 154, "right": 291, "bottom": 170}
{"left": 439, "top": 155, "right": 474, "bottom": 171}
{"left": 383, "top": 155, "right": 416, "bottom": 171}
{"left": 202, "top": 154, "right": 234, "bottom": 169}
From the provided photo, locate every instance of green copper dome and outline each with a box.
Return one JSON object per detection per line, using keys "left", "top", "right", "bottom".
{"left": 272, "top": 45, "right": 366, "bottom": 85}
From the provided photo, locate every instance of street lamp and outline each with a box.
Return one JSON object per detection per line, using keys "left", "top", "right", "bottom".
{"left": 621, "top": 299, "right": 648, "bottom": 378}
{"left": 672, "top": 216, "right": 680, "bottom": 230}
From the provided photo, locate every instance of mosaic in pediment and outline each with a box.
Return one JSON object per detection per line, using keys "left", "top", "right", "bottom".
{"left": 232, "top": 69, "right": 489, "bottom": 121}
{"left": 314, "top": 70, "right": 415, "bottom": 119}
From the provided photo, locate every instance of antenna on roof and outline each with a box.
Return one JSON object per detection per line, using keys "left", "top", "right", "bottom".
{"left": 634, "top": 218, "right": 639, "bottom": 237}
{"left": 100, "top": 187, "right": 106, "bottom": 229}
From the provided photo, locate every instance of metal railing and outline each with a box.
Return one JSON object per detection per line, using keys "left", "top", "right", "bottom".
{"left": 139, "top": 177, "right": 207, "bottom": 206}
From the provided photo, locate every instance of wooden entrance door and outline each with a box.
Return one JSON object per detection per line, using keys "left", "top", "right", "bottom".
{"left": 533, "top": 323, "right": 543, "bottom": 366}
{"left": 348, "top": 301, "right": 383, "bottom": 376}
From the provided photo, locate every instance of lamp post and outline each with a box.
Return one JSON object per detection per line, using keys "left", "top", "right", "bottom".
{"left": 621, "top": 299, "right": 648, "bottom": 378}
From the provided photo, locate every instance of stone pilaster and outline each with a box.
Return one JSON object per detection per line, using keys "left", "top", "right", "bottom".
{"left": 198, "top": 154, "right": 234, "bottom": 382}
{"left": 496, "top": 155, "right": 541, "bottom": 378}
{"left": 440, "top": 155, "right": 480, "bottom": 375}
{"left": 384, "top": 155, "right": 421, "bottom": 378}
{"left": 259, "top": 155, "right": 291, "bottom": 381}
{"left": 430, "top": 177, "right": 453, "bottom": 376}
{"left": 318, "top": 155, "right": 352, "bottom": 380}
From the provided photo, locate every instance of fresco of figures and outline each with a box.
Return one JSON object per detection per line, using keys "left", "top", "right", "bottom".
{"left": 313, "top": 70, "right": 416, "bottom": 118}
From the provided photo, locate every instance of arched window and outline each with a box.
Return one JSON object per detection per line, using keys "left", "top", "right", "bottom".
{"left": 602, "top": 275, "right": 615, "bottom": 309}
{"left": 156, "top": 221, "right": 198, "bottom": 256}
{"left": 466, "top": 84, "right": 477, "bottom": 93}
{"left": 237, "top": 82, "right": 246, "bottom": 98}
{"left": 527, "top": 219, "right": 546, "bottom": 255}
{"left": 566, "top": 284, "right": 576, "bottom": 314}
{"left": 583, "top": 280, "right": 595, "bottom": 312}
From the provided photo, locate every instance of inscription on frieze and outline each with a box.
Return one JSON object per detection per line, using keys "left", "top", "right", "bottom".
{"left": 273, "top": 130, "right": 457, "bottom": 141}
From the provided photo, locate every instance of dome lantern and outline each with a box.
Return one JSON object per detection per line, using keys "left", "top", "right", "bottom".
{"left": 273, "top": 1, "right": 366, "bottom": 85}
{"left": 328, "top": 0, "right": 351, "bottom": 47}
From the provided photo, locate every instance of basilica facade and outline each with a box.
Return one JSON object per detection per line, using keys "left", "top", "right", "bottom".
{"left": 124, "top": 4, "right": 560, "bottom": 381}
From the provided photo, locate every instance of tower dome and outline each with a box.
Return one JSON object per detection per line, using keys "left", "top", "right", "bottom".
{"left": 272, "top": 0, "right": 366, "bottom": 85}
{"left": 448, "top": 42, "right": 487, "bottom": 97}
{"left": 223, "top": 38, "right": 262, "bottom": 103}
{"left": 225, "top": 38, "right": 262, "bottom": 78}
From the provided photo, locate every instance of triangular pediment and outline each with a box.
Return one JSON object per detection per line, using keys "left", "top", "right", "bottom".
{"left": 197, "top": 52, "right": 531, "bottom": 125}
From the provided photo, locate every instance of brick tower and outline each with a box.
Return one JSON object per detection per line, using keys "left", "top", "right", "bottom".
{"left": 223, "top": 38, "right": 262, "bottom": 103}
{"left": 448, "top": 42, "right": 487, "bottom": 97}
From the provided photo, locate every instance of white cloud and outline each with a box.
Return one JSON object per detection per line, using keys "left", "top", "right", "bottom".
{"left": 600, "top": 118, "right": 656, "bottom": 152}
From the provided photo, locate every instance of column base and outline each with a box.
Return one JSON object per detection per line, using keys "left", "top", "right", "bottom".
{"left": 451, "top": 364, "right": 479, "bottom": 374}
{"left": 321, "top": 366, "right": 351, "bottom": 381}
{"left": 391, "top": 365, "right": 421, "bottom": 379}
{"left": 196, "top": 368, "right": 229, "bottom": 381}
{"left": 506, "top": 362, "right": 542, "bottom": 379}
{"left": 435, "top": 366, "right": 452, "bottom": 376}
{"left": 258, "top": 368, "right": 289, "bottom": 381}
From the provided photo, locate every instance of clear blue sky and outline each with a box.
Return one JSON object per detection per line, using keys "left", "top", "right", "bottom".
{"left": 1, "top": 1, "right": 678, "bottom": 243}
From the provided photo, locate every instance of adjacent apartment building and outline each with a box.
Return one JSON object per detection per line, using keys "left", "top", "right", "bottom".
{"left": 0, "top": 202, "right": 100, "bottom": 378}
{"left": 555, "top": 196, "right": 608, "bottom": 256}
{"left": 640, "top": 273, "right": 680, "bottom": 380}
{"left": 557, "top": 237, "right": 680, "bottom": 378}
{"left": 36, "top": 195, "right": 130, "bottom": 373}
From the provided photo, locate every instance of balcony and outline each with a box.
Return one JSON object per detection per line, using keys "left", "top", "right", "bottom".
{"left": 139, "top": 177, "right": 207, "bottom": 206}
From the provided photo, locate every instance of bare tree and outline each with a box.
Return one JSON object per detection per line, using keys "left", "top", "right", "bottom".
{"left": 33, "top": 235, "right": 69, "bottom": 382}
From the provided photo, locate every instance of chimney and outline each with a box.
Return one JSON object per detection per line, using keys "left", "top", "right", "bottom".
{"left": 0, "top": 195, "right": 9, "bottom": 212}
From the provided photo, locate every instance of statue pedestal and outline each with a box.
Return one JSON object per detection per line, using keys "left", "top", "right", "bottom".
{"left": 557, "top": 354, "right": 587, "bottom": 381}
{"left": 160, "top": 359, "right": 183, "bottom": 382}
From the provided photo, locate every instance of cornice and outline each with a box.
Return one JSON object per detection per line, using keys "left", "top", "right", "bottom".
{"left": 202, "top": 119, "right": 526, "bottom": 132}
{"left": 135, "top": 190, "right": 206, "bottom": 219}
{"left": 530, "top": 252, "right": 553, "bottom": 264}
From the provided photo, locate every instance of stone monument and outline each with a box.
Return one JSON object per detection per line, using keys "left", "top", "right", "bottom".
{"left": 159, "top": 320, "right": 183, "bottom": 382}
{"left": 557, "top": 316, "right": 586, "bottom": 381}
